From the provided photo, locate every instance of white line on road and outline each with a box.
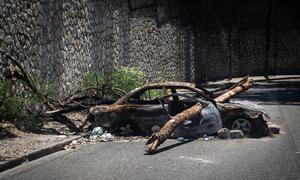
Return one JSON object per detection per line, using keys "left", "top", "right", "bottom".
{"left": 179, "top": 156, "right": 214, "bottom": 164}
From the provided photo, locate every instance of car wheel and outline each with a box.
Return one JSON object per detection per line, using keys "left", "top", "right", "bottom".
{"left": 231, "top": 118, "right": 252, "bottom": 135}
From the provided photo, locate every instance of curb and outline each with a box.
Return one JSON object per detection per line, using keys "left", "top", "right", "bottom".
{"left": 0, "top": 136, "right": 81, "bottom": 172}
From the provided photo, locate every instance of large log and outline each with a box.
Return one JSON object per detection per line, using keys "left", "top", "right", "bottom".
{"left": 214, "top": 77, "right": 253, "bottom": 103}
{"left": 144, "top": 103, "right": 203, "bottom": 153}
{"left": 210, "top": 76, "right": 249, "bottom": 98}
{"left": 144, "top": 77, "right": 255, "bottom": 153}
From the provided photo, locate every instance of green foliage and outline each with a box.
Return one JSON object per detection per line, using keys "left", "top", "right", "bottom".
{"left": 31, "top": 77, "right": 58, "bottom": 97}
{"left": 140, "top": 89, "right": 164, "bottom": 101}
{"left": 0, "top": 79, "right": 48, "bottom": 130}
{"left": 111, "top": 67, "right": 144, "bottom": 93}
{"left": 82, "top": 72, "right": 104, "bottom": 88}
{"left": 82, "top": 67, "right": 144, "bottom": 98}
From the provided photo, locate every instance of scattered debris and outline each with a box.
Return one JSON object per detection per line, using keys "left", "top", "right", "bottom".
{"left": 88, "top": 131, "right": 114, "bottom": 142}
{"left": 217, "top": 128, "right": 231, "bottom": 139}
{"left": 89, "top": 135, "right": 98, "bottom": 142}
{"left": 99, "top": 132, "right": 114, "bottom": 142}
{"left": 229, "top": 130, "right": 244, "bottom": 139}
{"left": 91, "top": 127, "right": 105, "bottom": 136}
{"left": 63, "top": 138, "right": 91, "bottom": 150}
{"left": 202, "top": 135, "right": 215, "bottom": 141}
{"left": 176, "top": 137, "right": 190, "bottom": 142}
{"left": 268, "top": 124, "right": 280, "bottom": 134}
{"left": 176, "top": 137, "right": 185, "bottom": 142}
{"left": 68, "top": 140, "right": 78, "bottom": 150}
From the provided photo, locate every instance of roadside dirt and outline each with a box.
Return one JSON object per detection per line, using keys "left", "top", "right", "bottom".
{"left": 0, "top": 120, "right": 149, "bottom": 164}
{"left": 0, "top": 121, "right": 75, "bottom": 163}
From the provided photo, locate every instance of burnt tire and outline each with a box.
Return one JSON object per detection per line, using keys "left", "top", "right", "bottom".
{"left": 225, "top": 117, "right": 253, "bottom": 136}
{"left": 225, "top": 116, "right": 269, "bottom": 137}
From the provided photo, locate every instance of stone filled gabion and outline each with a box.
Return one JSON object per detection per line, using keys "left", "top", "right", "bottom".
{"left": 1, "top": 0, "right": 300, "bottom": 98}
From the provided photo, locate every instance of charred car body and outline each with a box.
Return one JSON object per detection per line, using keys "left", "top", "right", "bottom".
{"left": 87, "top": 82, "right": 269, "bottom": 137}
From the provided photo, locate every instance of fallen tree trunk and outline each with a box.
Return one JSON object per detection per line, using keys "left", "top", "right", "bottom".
{"left": 211, "top": 76, "right": 249, "bottom": 98}
{"left": 226, "top": 76, "right": 249, "bottom": 91}
{"left": 144, "top": 77, "right": 254, "bottom": 153}
{"left": 214, "top": 77, "right": 253, "bottom": 103}
{"left": 1, "top": 52, "right": 87, "bottom": 132}
{"left": 49, "top": 114, "right": 82, "bottom": 132}
{"left": 144, "top": 103, "right": 203, "bottom": 153}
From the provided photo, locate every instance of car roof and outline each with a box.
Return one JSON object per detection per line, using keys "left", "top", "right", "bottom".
{"left": 114, "top": 82, "right": 215, "bottom": 105}
{"left": 143, "top": 82, "right": 196, "bottom": 88}
{"left": 126, "top": 82, "right": 197, "bottom": 97}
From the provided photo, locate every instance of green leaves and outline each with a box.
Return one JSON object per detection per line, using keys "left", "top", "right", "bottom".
{"left": 111, "top": 67, "right": 144, "bottom": 93}
{"left": 82, "top": 66, "right": 145, "bottom": 98}
{"left": 82, "top": 72, "right": 104, "bottom": 89}
{"left": 0, "top": 79, "right": 48, "bottom": 130}
{"left": 0, "top": 66, "right": 145, "bottom": 130}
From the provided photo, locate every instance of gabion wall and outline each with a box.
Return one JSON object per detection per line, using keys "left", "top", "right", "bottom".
{"left": 1, "top": 0, "right": 299, "bottom": 98}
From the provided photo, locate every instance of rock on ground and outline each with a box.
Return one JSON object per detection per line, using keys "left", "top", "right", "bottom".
{"left": 217, "top": 128, "right": 231, "bottom": 139}
{"left": 230, "top": 130, "right": 244, "bottom": 138}
{"left": 268, "top": 124, "right": 280, "bottom": 134}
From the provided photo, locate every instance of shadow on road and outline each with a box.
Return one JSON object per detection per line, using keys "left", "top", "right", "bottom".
{"left": 145, "top": 139, "right": 194, "bottom": 155}
{"left": 205, "top": 76, "right": 300, "bottom": 106}
{"left": 236, "top": 80, "right": 300, "bottom": 105}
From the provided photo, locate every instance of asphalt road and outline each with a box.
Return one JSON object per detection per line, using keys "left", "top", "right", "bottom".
{"left": 1, "top": 76, "right": 300, "bottom": 180}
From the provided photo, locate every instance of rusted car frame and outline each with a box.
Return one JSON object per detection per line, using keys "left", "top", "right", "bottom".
{"left": 89, "top": 82, "right": 213, "bottom": 134}
{"left": 87, "top": 81, "right": 268, "bottom": 137}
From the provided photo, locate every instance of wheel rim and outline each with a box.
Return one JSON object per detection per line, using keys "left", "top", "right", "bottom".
{"left": 232, "top": 118, "right": 252, "bottom": 134}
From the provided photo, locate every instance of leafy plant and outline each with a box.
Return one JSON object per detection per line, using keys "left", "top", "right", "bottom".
{"left": 111, "top": 67, "right": 144, "bottom": 93}
{"left": 81, "top": 67, "right": 145, "bottom": 99}
{"left": 82, "top": 72, "right": 104, "bottom": 89}
{"left": 0, "top": 79, "right": 48, "bottom": 130}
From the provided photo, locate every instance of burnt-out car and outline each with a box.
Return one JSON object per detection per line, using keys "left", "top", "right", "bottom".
{"left": 88, "top": 82, "right": 269, "bottom": 137}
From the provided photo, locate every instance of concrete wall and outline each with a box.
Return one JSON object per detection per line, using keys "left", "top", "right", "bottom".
{"left": 1, "top": 0, "right": 299, "bottom": 98}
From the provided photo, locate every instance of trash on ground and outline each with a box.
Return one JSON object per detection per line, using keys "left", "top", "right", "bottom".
{"left": 89, "top": 131, "right": 114, "bottom": 142}
{"left": 90, "top": 135, "right": 98, "bottom": 141}
{"left": 91, "top": 127, "right": 105, "bottom": 136}
{"left": 99, "top": 132, "right": 114, "bottom": 142}
{"left": 202, "top": 135, "right": 215, "bottom": 141}
{"left": 63, "top": 140, "right": 78, "bottom": 150}
{"left": 176, "top": 137, "right": 190, "bottom": 142}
